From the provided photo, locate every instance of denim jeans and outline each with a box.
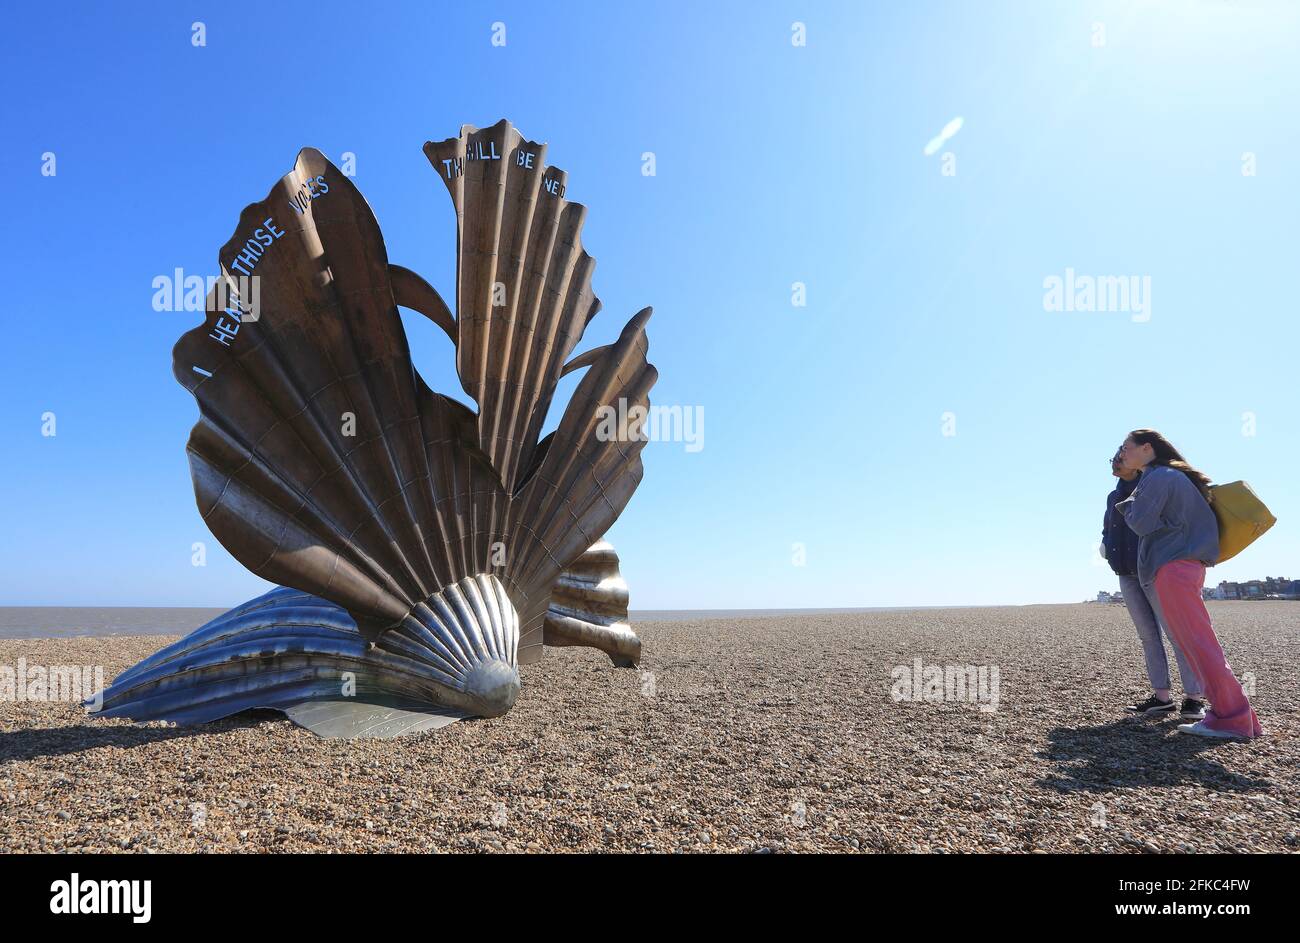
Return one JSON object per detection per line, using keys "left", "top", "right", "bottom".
{"left": 1118, "top": 574, "right": 1203, "bottom": 697}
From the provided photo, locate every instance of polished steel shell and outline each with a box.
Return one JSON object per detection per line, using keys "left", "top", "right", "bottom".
{"left": 92, "top": 576, "right": 518, "bottom": 732}
{"left": 89, "top": 119, "right": 653, "bottom": 735}
{"left": 544, "top": 541, "right": 640, "bottom": 667}
{"left": 422, "top": 120, "right": 656, "bottom": 664}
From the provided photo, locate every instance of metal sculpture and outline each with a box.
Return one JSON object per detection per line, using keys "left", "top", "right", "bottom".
{"left": 89, "top": 120, "right": 655, "bottom": 737}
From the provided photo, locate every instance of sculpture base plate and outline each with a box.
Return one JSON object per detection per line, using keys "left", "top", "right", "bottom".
{"left": 283, "top": 697, "right": 470, "bottom": 739}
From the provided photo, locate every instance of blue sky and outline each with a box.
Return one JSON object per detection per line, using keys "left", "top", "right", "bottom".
{"left": 1, "top": 1, "right": 1296, "bottom": 609}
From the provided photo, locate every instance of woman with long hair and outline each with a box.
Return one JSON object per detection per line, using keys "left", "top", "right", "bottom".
{"left": 1103, "top": 447, "right": 1205, "bottom": 718}
{"left": 1115, "top": 429, "right": 1261, "bottom": 739}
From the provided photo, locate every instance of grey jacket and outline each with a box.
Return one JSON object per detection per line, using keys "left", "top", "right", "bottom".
{"left": 1115, "top": 464, "right": 1219, "bottom": 589}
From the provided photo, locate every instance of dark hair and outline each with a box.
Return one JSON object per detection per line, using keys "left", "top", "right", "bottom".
{"left": 1129, "top": 429, "right": 1214, "bottom": 504}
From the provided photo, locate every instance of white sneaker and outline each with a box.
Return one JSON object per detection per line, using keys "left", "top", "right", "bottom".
{"left": 1176, "top": 721, "right": 1244, "bottom": 739}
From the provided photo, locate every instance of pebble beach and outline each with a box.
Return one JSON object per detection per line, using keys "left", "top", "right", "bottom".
{"left": 1, "top": 602, "right": 1295, "bottom": 853}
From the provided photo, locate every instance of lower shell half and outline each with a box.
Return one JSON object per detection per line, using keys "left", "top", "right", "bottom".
{"left": 88, "top": 575, "right": 521, "bottom": 738}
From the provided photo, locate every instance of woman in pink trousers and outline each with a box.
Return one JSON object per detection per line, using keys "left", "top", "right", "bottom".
{"left": 1115, "top": 429, "right": 1262, "bottom": 739}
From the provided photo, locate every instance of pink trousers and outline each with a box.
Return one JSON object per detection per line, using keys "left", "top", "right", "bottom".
{"left": 1153, "top": 560, "right": 1262, "bottom": 738}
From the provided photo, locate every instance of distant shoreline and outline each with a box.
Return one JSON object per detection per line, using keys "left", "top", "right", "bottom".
{"left": 0, "top": 600, "right": 1284, "bottom": 639}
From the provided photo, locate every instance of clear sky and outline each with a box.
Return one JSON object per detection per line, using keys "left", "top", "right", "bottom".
{"left": 1, "top": 1, "right": 1296, "bottom": 609}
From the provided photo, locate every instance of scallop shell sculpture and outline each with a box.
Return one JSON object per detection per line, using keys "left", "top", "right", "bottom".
{"left": 89, "top": 119, "right": 656, "bottom": 737}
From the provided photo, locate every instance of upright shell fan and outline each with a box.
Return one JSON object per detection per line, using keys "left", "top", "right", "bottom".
{"left": 89, "top": 120, "right": 656, "bottom": 737}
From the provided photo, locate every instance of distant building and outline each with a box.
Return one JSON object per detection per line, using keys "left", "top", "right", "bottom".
{"left": 1096, "top": 591, "right": 1124, "bottom": 604}
{"left": 1212, "top": 577, "right": 1297, "bottom": 600}
{"left": 1215, "top": 581, "right": 1240, "bottom": 599}
{"left": 1262, "top": 576, "right": 1293, "bottom": 597}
